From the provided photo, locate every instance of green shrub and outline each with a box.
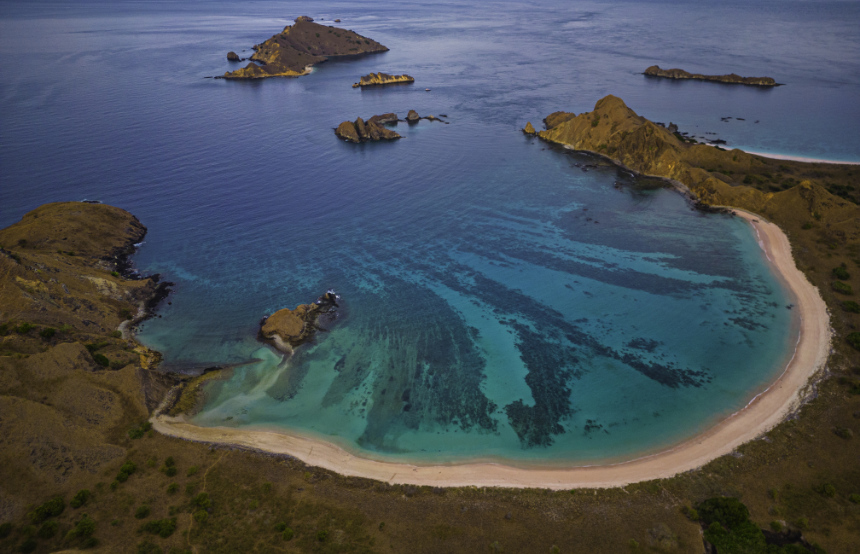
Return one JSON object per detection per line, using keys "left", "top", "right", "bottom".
{"left": 843, "top": 301, "right": 860, "bottom": 313}
{"left": 135, "top": 505, "right": 151, "bottom": 519}
{"left": 70, "top": 489, "right": 91, "bottom": 509}
{"left": 0, "top": 522, "right": 12, "bottom": 538}
{"left": 796, "top": 517, "right": 809, "bottom": 530}
{"left": 110, "top": 480, "right": 119, "bottom": 491}
{"left": 119, "top": 308, "right": 133, "bottom": 320}
{"left": 628, "top": 539, "right": 639, "bottom": 549}
{"left": 833, "top": 281, "right": 853, "bottom": 294}
{"left": 110, "top": 330, "right": 122, "bottom": 338}
{"left": 17, "top": 539, "right": 36, "bottom": 554}
{"left": 317, "top": 530, "right": 329, "bottom": 542}
{"left": 28, "top": 496, "right": 65, "bottom": 523}
{"left": 137, "top": 541, "right": 161, "bottom": 554}
{"left": 111, "top": 271, "right": 120, "bottom": 277}
{"left": 37, "top": 520, "right": 58, "bottom": 539}
{"left": 128, "top": 422, "right": 152, "bottom": 439}
{"left": 697, "top": 497, "right": 767, "bottom": 553}
{"left": 818, "top": 483, "right": 836, "bottom": 497}
{"left": 833, "top": 266, "right": 851, "bottom": 280}
{"left": 193, "top": 493, "right": 210, "bottom": 509}
{"left": 185, "top": 483, "right": 197, "bottom": 496}
{"left": 69, "top": 514, "right": 96, "bottom": 538}
{"left": 39, "top": 327, "right": 56, "bottom": 339}
{"left": 164, "top": 456, "right": 175, "bottom": 467}
{"left": 847, "top": 332, "right": 860, "bottom": 351}
{"left": 770, "top": 520, "right": 782, "bottom": 532}
{"left": 167, "top": 483, "right": 178, "bottom": 494}
{"left": 140, "top": 517, "right": 176, "bottom": 538}
{"left": 802, "top": 222, "right": 814, "bottom": 230}
{"left": 186, "top": 465, "right": 199, "bottom": 477}
{"left": 193, "top": 510, "right": 208, "bottom": 523}
{"left": 591, "top": 118, "right": 599, "bottom": 127}
{"left": 849, "top": 493, "right": 860, "bottom": 504}
{"left": 834, "top": 426, "right": 853, "bottom": 439}
{"left": 283, "top": 527, "right": 294, "bottom": 541}
{"left": 15, "top": 323, "right": 34, "bottom": 334}
{"left": 0, "top": 323, "right": 8, "bottom": 336}
{"left": 274, "top": 522, "right": 287, "bottom": 532}
{"left": 92, "top": 353, "right": 110, "bottom": 367}
{"left": 681, "top": 505, "right": 699, "bottom": 521}
{"left": 163, "top": 466, "right": 177, "bottom": 477}
{"left": 116, "top": 460, "right": 136, "bottom": 482}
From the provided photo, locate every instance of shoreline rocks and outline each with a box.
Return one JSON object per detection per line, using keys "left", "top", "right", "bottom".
{"left": 352, "top": 72, "right": 414, "bottom": 88}
{"left": 220, "top": 16, "right": 388, "bottom": 80}
{"left": 644, "top": 65, "right": 778, "bottom": 86}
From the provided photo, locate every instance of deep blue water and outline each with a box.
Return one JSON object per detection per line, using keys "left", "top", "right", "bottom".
{"left": 2, "top": 0, "right": 857, "bottom": 463}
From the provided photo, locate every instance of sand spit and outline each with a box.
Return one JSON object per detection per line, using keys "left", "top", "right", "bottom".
{"left": 152, "top": 210, "right": 830, "bottom": 489}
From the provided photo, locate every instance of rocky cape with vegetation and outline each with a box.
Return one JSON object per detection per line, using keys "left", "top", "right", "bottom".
{"left": 352, "top": 72, "right": 414, "bottom": 88}
{"left": 644, "top": 65, "right": 778, "bottom": 86}
{"left": 221, "top": 16, "right": 388, "bottom": 80}
{"left": 259, "top": 292, "right": 339, "bottom": 354}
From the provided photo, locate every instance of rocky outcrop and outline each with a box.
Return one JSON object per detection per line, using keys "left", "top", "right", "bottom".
{"left": 221, "top": 16, "right": 388, "bottom": 80}
{"left": 227, "top": 51, "right": 241, "bottom": 62}
{"left": 523, "top": 122, "right": 536, "bottom": 135}
{"left": 644, "top": 65, "right": 778, "bottom": 86}
{"left": 543, "top": 111, "right": 576, "bottom": 130}
{"left": 352, "top": 72, "right": 414, "bottom": 88}
{"left": 406, "top": 110, "right": 420, "bottom": 123}
{"left": 260, "top": 291, "right": 339, "bottom": 353}
{"left": 335, "top": 113, "right": 402, "bottom": 142}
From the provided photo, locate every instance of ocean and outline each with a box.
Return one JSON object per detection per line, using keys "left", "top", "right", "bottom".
{"left": 1, "top": 0, "right": 857, "bottom": 464}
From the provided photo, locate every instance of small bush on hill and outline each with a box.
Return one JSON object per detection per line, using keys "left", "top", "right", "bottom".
{"left": 70, "top": 489, "right": 91, "bottom": 508}
{"left": 28, "top": 496, "right": 65, "bottom": 523}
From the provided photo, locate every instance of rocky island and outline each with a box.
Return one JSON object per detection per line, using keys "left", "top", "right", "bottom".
{"left": 221, "top": 16, "right": 388, "bottom": 79}
{"left": 260, "top": 291, "right": 339, "bottom": 354}
{"left": 352, "top": 72, "right": 414, "bottom": 88}
{"left": 644, "top": 65, "right": 778, "bottom": 86}
{"left": 335, "top": 111, "right": 446, "bottom": 143}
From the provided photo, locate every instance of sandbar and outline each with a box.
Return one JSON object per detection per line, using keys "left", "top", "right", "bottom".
{"left": 152, "top": 211, "right": 830, "bottom": 489}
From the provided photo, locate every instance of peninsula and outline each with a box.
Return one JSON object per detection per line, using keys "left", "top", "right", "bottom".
{"left": 644, "top": 65, "right": 778, "bottom": 86}
{"left": 352, "top": 72, "right": 414, "bottom": 88}
{"left": 221, "top": 16, "right": 388, "bottom": 79}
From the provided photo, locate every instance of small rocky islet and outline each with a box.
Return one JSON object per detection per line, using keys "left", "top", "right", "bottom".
{"left": 352, "top": 72, "right": 414, "bottom": 88}
{"left": 335, "top": 110, "right": 447, "bottom": 143}
{"left": 259, "top": 291, "right": 340, "bottom": 354}
{"left": 644, "top": 65, "right": 778, "bottom": 86}
{"left": 220, "top": 16, "right": 388, "bottom": 79}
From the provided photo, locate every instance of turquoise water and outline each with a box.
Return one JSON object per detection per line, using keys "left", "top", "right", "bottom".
{"left": 1, "top": 0, "right": 855, "bottom": 464}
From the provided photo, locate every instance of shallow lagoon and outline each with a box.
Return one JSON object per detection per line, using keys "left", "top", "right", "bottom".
{"left": 2, "top": 0, "right": 856, "bottom": 463}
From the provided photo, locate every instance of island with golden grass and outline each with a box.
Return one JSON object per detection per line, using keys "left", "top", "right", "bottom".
{"left": 352, "top": 72, "right": 414, "bottom": 88}
{"left": 221, "top": 16, "right": 388, "bottom": 79}
{"left": 644, "top": 65, "right": 778, "bottom": 86}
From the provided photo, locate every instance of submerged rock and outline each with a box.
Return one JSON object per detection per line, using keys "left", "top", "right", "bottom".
{"left": 352, "top": 72, "right": 414, "bottom": 88}
{"left": 644, "top": 65, "right": 778, "bottom": 86}
{"left": 220, "top": 16, "right": 388, "bottom": 80}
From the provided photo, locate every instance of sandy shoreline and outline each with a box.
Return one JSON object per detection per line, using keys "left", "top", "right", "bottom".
{"left": 152, "top": 211, "right": 830, "bottom": 489}
{"left": 745, "top": 151, "right": 860, "bottom": 165}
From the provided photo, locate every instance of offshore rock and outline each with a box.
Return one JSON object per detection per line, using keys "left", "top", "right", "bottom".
{"left": 221, "top": 16, "right": 388, "bottom": 79}
{"left": 336, "top": 114, "right": 401, "bottom": 142}
{"left": 523, "top": 122, "right": 536, "bottom": 135}
{"left": 352, "top": 72, "right": 414, "bottom": 88}
{"left": 644, "top": 65, "right": 778, "bottom": 86}
{"left": 260, "top": 291, "right": 339, "bottom": 352}
{"left": 226, "top": 51, "right": 240, "bottom": 62}
{"left": 406, "top": 109, "right": 420, "bottom": 123}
